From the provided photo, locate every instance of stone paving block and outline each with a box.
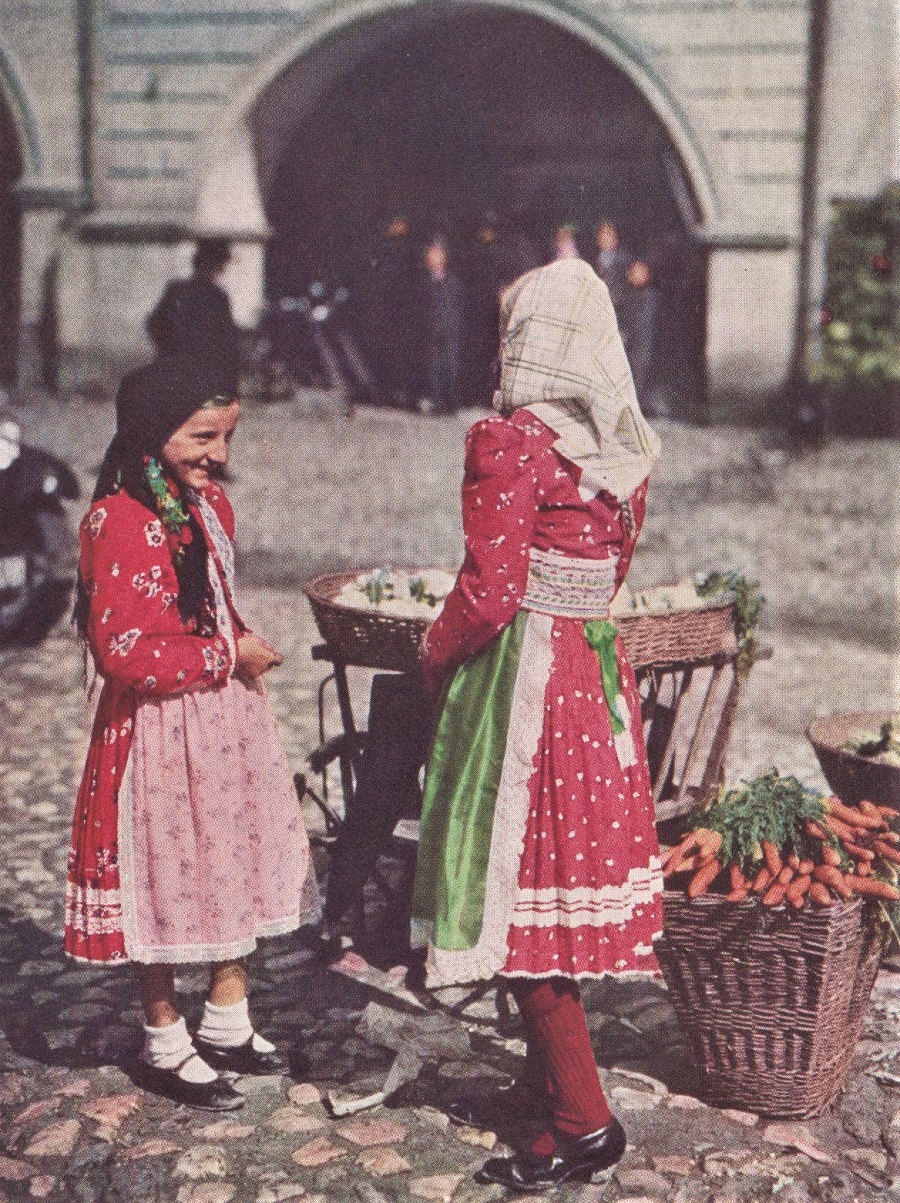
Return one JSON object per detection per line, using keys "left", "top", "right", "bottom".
{"left": 290, "top": 1138, "right": 346, "bottom": 1168}
{"left": 762, "top": 1122, "right": 834, "bottom": 1163}
{"left": 22, "top": 1120, "right": 80, "bottom": 1157}
{"left": 176, "top": 1184, "right": 236, "bottom": 1203}
{"left": 356, "top": 1146, "right": 412, "bottom": 1177}
{"left": 611, "top": 1086, "right": 663, "bottom": 1110}
{"left": 286, "top": 1083, "right": 321, "bottom": 1107}
{"left": 410, "top": 1174, "right": 466, "bottom": 1201}
{"left": 173, "top": 1146, "right": 230, "bottom": 1181}
{"left": 615, "top": 1168, "right": 672, "bottom": 1194}
{"left": 453, "top": 1125, "right": 496, "bottom": 1151}
{"left": 79, "top": 1092, "right": 142, "bottom": 1128}
{"left": 651, "top": 1154, "right": 693, "bottom": 1176}
{"left": 14, "top": 1099, "right": 61, "bottom": 1126}
{"left": 265, "top": 1107, "right": 328, "bottom": 1135}
{"left": 255, "top": 1184, "right": 307, "bottom": 1203}
{"left": 123, "top": 1138, "right": 183, "bottom": 1160}
{"left": 0, "top": 1156, "right": 35, "bottom": 1182}
{"left": 27, "top": 1176, "right": 55, "bottom": 1199}
{"left": 336, "top": 1117, "right": 408, "bottom": 1146}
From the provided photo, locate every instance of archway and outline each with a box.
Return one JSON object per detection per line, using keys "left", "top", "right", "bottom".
{"left": 211, "top": 3, "right": 711, "bottom": 416}
{"left": 0, "top": 84, "right": 23, "bottom": 385}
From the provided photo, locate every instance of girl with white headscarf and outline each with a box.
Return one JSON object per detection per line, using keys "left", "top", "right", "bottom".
{"left": 412, "top": 258, "right": 663, "bottom": 1190}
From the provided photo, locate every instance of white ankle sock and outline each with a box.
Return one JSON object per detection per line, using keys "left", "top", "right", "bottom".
{"left": 197, "top": 998, "right": 275, "bottom": 1053}
{"left": 142, "top": 1016, "right": 218, "bottom": 1084}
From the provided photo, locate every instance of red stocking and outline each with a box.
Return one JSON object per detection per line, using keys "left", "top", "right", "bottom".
{"left": 507, "top": 977, "right": 612, "bottom": 1151}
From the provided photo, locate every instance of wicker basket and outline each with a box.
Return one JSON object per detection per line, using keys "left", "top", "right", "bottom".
{"left": 655, "top": 891, "right": 883, "bottom": 1117}
{"left": 303, "top": 570, "right": 739, "bottom": 673}
{"left": 807, "top": 710, "right": 900, "bottom": 810}
{"left": 303, "top": 571, "right": 432, "bottom": 672}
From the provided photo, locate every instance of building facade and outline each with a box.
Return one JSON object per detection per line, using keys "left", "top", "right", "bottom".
{"left": 0, "top": 0, "right": 895, "bottom": 410}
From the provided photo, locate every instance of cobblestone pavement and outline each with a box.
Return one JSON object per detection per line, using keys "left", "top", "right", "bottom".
{"left": 0, "top": 400, "right": 897, "bottom": 1201}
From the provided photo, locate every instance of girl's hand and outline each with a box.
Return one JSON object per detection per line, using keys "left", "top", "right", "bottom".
{"left": 235, "top": 633, "right": 283, "bottom": 684}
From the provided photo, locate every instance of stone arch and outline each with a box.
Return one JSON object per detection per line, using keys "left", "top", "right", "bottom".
{"left": 190, "top": 0, "right": 728, "bottom": 238}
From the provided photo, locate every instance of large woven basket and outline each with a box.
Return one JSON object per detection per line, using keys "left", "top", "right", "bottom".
{"left": 303, "top": 570, "right": 738, "bottom": 673}
{"left": 807, "top": 710, "right": 900, "bottom": 810}
{"left": 655, "top": 891, "right": 883, "bottom": 1117}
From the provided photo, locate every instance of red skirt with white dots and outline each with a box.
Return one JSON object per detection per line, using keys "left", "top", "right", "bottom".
{"left": 412, "top": 608, "right": 663, "bottom": 988}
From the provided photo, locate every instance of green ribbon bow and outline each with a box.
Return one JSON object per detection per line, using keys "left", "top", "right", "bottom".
{"left": 583, "top": 619, "right": 626, "bottom": 735}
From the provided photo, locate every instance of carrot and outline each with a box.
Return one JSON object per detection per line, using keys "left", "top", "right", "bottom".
{"left": 844, "top": 875, "right": 900, "bottom": 901}
{"left": 812, "top": 864, "right": 853, "bottom": 899}
{"left": 808, "top": 882, "right": 834, "bottom": 906}
{"left": 776, "top": 865, "right": 795, "bottom": 886}
{"left": 660, "top": 843, "right": 685, "bottom": 870}
{"left": 859, "top": 800, "right": 882, "bottom": 820}
{"left": 824, "top": 816, "right": 863, "bottom": 844}
{"left": 751, "top": 866, "right": 774, "bottom": 893}
{"left": 805, "top": 819, "right": 829, "bottom": 840}
{"left": 844, "top": 842, "right": 875, "bottom": 862}
{"left": 797, "top": 859, "right": 814, "bottom": 875}
{"left": 726, "top": 888, "right": 749, "bottom": 903}
{"left": 856, "top": 861, "right": 873, "bottom": 877}
{"left": 664, "top": 852, "right": 703, "bottom": 877}
{"left": 762, "top": 882, "right": 787, "bottom": 907}
{"left": 729, "top": 863, "right": 747, "bottom": 891}
{"left": 688, "top": 857, "right": 723, "bottom": 899}
{"left": 762, "top": 841, "right": 783, "bottom": 876}
{"left": 877, "top": 805, "right": 900, "bottom": 820}
{"left": 787, "top": 852, "right": 801, "bottom": 870}
{"left": 696, "top": 830, "right": 723, "bottom": 859}
{"left": 825, "top": 797, "right": 887, "bottom": 831}
{"left": 874, "top": 840, "right": 900, "bottom": 865}
{"left": 878, "top": 830, "right": 900, "bottom": 844}
{"left": 785, "top": 874, "right": 811, "bottom": 906}
{"left": 821, "top": 845, "right": 842, "bottom": 867}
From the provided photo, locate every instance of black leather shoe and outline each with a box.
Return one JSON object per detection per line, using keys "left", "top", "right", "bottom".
{"left": 473, "top": 1117, "right": 627, "bottom": 1192}
{"left": 132, "top": 1060, "right": 245, "bottom": 1112}
{"left": 194, "top": 1036, "right": 288, "bottom": 1076}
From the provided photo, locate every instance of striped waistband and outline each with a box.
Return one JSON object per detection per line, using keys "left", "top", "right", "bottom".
{"left": 522, "top": 548, "right": 618, "bottom": 619}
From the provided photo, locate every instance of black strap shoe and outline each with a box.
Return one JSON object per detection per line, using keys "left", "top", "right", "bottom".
{"left": 473, "top": 1116, "right": 627, "bottom": 1192}
{"left": 132, "top": 1059, "right": 246, "bottom": 1112}
{"left": 194, "top": 1036, "right": 288, "bottom": 1077}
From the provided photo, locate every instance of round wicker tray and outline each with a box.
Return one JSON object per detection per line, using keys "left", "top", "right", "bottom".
{"left": 807, "top": 709, "right": 900, "bottom": 810}
{"left": 303, "top": 570, "right": 738, "bottom": 673}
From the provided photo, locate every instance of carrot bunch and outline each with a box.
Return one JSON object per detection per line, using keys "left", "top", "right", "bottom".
{"left": 661, "top": 772, "right": 900, "bottom": 910}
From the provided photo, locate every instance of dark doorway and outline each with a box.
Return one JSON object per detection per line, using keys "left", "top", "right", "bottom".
{"left": 262, "top": 7, "right": 706, "bottom": 418}
{"left": 0, "top": 88, "right": 23, "bottom": 385}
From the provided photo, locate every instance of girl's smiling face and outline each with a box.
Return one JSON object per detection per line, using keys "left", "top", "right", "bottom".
{"left": 160, "top": 402, "right": 240, "bottom": 492}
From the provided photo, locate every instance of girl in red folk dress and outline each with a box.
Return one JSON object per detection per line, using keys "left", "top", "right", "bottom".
{"left": 66, "top": 357, "right": 319, "bottom": 1111}
{"left": 411, "top": 258, "right": 664, "bottom": 1190}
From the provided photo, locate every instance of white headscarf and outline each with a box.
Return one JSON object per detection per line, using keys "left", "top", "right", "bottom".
{"left": 495, "top": 258, "right": 661, "bottom": 501}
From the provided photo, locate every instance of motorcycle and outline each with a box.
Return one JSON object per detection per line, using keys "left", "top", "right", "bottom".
{"left": 0, "top": 411, "right": 80, "bottom": 647}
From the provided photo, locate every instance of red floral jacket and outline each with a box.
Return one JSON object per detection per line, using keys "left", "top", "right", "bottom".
{"left": 420, "top": 410, "right": 647, "bottom": 696}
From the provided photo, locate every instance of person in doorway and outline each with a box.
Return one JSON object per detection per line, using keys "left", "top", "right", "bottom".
{"left": 620, "top": 258, "right": 662, "bottom": 415}
{"left": 146, "top": 238, "right": 241, "bottom": 396}
{"left": 414, "top": 235, "right": 464, "bottom": 416}
{"left": 411, "top": 258, "right": 663, "bottom": 1190}
{"left": 364, "top": 213, "right": 418, "bottom": 407}
{"left": 552, "top": 222, "right": 582, "bottom": 262}
{"left": 593, "top": 221, "right": 633, "bottom": 319}
{"left": 67, "top": 356, "right": 320, "bottom": 1111}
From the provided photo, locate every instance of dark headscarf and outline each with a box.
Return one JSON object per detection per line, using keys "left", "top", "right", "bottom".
{"left": 77, "top": 356, "right": 234, "bottom": 637}
{"left": 94, "top": 356, "right": 233, "bottom": 503}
